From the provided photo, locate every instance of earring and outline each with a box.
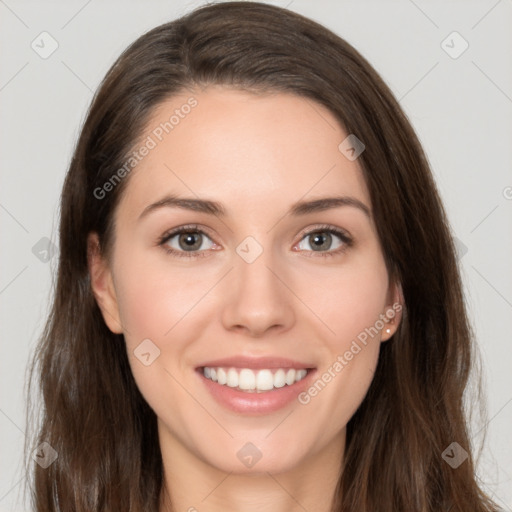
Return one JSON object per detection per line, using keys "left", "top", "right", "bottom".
{"left": 385, "top": 328, "right": 392, "bottom": 335}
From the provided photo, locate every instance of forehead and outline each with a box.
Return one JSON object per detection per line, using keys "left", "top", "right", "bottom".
{"left": 118, "top": 86, "right": 370, "bottom": 220}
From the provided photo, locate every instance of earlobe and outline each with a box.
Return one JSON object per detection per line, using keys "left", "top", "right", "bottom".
{"left": 380, "top": 280, "right": 404, "bottom": 342}
{"left": 87, "top": 232, "right": 124, "bottom": 334}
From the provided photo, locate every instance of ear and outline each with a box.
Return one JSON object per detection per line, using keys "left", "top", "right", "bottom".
{"left": 380, "top": 279, "right": 404, "bottom": 342}
{"left": 87, "top": 232, "right": 124, "bottom": 334}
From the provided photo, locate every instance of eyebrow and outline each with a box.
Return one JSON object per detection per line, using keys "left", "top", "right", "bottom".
{"left": 138, "top": 194, "right": 371, "bottom": 221}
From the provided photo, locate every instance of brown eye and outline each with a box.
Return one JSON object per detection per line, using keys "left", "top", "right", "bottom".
{"left": 159, "top": 226, "right": 216, "bottom": 259}
{"left": 295, "top": 226, "right": 353, "bottom": 258}
{"left": 175, "top": 232, "right": 204, "bottom": 252}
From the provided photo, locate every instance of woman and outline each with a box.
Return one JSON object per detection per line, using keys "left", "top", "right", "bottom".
{"left": 26, "top": 2, "right": 500, "bottom": 510}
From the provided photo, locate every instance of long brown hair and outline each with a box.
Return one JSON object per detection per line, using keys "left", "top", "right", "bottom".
{"left": 25, "top": 2, "right": 499, "bottom": 510}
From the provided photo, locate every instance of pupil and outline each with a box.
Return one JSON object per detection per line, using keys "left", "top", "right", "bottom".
{"left": 311, "top": 232, "right": 331, "bottom": 251}
{"left": 180, "top": 233, "right": 201, "bottom": 251}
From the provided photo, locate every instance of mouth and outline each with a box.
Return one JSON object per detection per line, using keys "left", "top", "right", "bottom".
{"left": 197, "top": 366, "right": 314, "bottom": 393}
{"left": 199, "top": 366, "right": 313, "bottom": 393}
{"left": 195, "top": 359, "right": 317, "bottom": 415}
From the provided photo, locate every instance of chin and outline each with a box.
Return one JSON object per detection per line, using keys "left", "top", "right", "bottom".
{"left": 201, "top": 440, "right": 307, "bottom": 476}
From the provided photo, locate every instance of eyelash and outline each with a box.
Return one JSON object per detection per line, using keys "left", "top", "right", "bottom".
{"left": 157, "top": 223, "right": 353, "bottom": 259}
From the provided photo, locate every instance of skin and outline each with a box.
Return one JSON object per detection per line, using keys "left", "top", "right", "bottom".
{"left": 88, "top": 85, "right": 402, "bottom": 512}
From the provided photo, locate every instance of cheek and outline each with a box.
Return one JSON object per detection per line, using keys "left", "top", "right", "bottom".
{"left": 305, "top": 255, "right": 389, "bottom": 345}
{"left": 112, "top": 249, "right": 219, "bottom": 401}
{"left": 112, "top": 253, "right": 202, "bottom": 411}
{"left": 114, "top": 239, "right": 390, "bottom": 362}
{"left": 296, "top": 256, "right": 388, "bottom": 420}
{"left": 113, "top": 248, "right": 208, "bottom": 345}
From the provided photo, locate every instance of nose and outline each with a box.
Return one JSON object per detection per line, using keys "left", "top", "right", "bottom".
{"left": 220, "top": 248, "right": 296, "bottom": 337}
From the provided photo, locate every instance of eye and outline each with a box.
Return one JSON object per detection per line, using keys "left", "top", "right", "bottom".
{"left": 158, "top": 225, "right": 217, "bottom": 259}
{"left": 295, "top": 225, "right": 353, "bottom": 257}
{"left": 158, "top": 223, "right": 353, "bottom": 259}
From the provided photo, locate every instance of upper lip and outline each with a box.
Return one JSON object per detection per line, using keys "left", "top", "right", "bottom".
{"left": 197, "top": 356, "right": 316, "bottom": 370}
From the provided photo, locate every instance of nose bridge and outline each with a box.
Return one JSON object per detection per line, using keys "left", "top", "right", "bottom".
{"left": 220, "top": 236, "right": 295, "bottom": 335}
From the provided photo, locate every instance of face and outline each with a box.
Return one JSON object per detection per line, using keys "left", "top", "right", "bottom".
{"left": 88, "top": 85, "right": 402, "bottom": 475}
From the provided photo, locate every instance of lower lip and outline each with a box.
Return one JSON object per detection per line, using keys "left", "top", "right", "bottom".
{"left": 196, "top": 368, "right": 317, "bottom": 415}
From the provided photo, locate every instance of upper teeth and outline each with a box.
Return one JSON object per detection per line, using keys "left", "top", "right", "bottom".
{"left": 203, "top": 367, "right": 308, "bottom": 392}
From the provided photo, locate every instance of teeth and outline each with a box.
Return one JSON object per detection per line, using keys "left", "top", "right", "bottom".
{"left": 239, "top": 369, "right": 256, "bottom": 390}
{"left": 256, "top": 369, "right": 274, "bottom": 391}
{"left": 274, "top": 369, "right": 286, "bottom": 388}
{"left": 202, "top": 366, "right": 309, "bottom": 392}
{"left": 216, "top": 368, "right": 225, "bottom": 384}
{"left": 227, "top": 368, "right": 238, "bottom": 387}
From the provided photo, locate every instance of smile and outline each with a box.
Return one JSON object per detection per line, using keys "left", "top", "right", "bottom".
{"left": 202, "top": 366, "right": 310, "bottom": 393}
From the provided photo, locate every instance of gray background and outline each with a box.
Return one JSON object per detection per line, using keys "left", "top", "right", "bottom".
{"left": 1, "top": 0, "right": 511, "bottom": 509}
